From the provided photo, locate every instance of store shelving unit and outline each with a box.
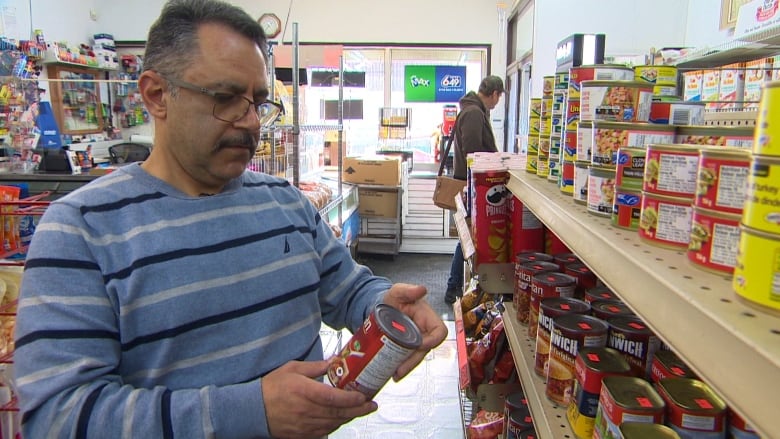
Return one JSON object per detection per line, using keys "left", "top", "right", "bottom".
{"left": 505, "top": 170, "right": 780, "bottom": 437}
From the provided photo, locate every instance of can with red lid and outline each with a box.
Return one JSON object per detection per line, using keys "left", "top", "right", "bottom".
{"left": 327, "top": 304, "right": 422, "bottom": 398}
{"left": 584, "top": 286, "right": 618, "bottom": 304}
{"left": 591, "top": 299, "right": 634, "bottom": 320}
{"left": 688, "top": 207, "right": 742, "bottom": 274}
{"left": 515, "top": 251, "right": 554, "bottom": 264}
{"left": 503, "top": 391, "right": 529, "bottom": 438}
{"left": 546, "top": 314, "right": 609, "bottom": 406}
{"left": 528, "top": 272, "right": 577, "bottom": 338}
{"left": 514, "top": 260, "right": 559, "bottom": 325}
{"left": 655, "top": 378, "right": 727, "bottom": 438}
{"left": 694, "top": 147, "right": 750, "bottom": 215}
{"left": 567, "top": 347, "right": 633, "bottom": 439}
{"left": 606, "top": 315, "right": 661, "bottom": 379}
{"left": 506, "top": 407, "right": 534, "bottom": 439}
{"left": 564, "top": 262, "right": 599, "bottom": 297}
{"left": 650, "top": 350, "right": 697, "bottom": 383}
{"left": 593, "top": 376, "right": 666, "bottom": 439}
{"left": 535, "top": 297, "right": 591, "bottom": 377}
{"left": 729, "top": 409, "right": 760, "bottom": 439}
{"left": 554, "top": 252, "right": 581, "bottom": 271}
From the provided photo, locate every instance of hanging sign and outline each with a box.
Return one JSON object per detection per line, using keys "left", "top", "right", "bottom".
{"left": 736, "top": 0, "right": 780, "bottom": 39}
{"left": 404, "top": 65, "right": 466, "bottom": 103}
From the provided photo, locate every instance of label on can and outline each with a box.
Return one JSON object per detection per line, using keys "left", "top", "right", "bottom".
{"left": 634, "top": 65, "right": 679, "bottom": 85}
{"left": 688, "top": 207, "right": 741, "bottom": 274}
{"left": 612, "top": 189, "right": 642, "bottom": 230}
{"left": 588, "top": 167, "right": 616, "bottom": 217}
{"left": 606, "top": 316, "right": 661, "bottom": 379}
{"left": 695, "top": 147, "right": 750, "bottom": 214}
{"left": 733, "top": 225, "right": 780, "bottom": 313}
{"left": 577, "top": 121, "right": 593, "bottom": 162}
{"left": 327, "top": 304, "right": 422, "bottom": 398}
{"left": 574, "top": 161, "right": 589, "bottom": 204}
{"left": 593, "top": 376, "right": 665, "bottom": 439}
{"left": 656, "top": 378, "right": 727, "bottom": 437}
{"left": 650, "top": 349, "right": 697, "bottom": 383}
{"left": 528, "top": 272, "right": 577, "bottom": 339}
{"left": 742, "top": 157, "right": 780, "bottom": 235}
{"left": 676, "top": 126, "right": 754, "bottom": 148}
{"left": 592, "top": 122, "right": 676, "bottom": 167}
{"left": 546, "top": 314, "right": 608, "bottom": 407}
{"left": 569, "top": 65, "right": 635, "bottom": 99}
{"left": 644, "top": 144, "right": 700, "bottom": 197}
{"left": 639, "top": 192, "right": 694, "bottom": 249}
{"left": 535, "top": 297, "right": 591, "bottom": 377}
{"left": 580, "top": 80, "right": 654, "bottom": 122}
{"left": 560, "top": 161, "right": 575, "bottom": 194}
{"left": 754, "top": 82, "right": 780, "bottom": 156}
{"left": 616, "top": 147, "right": 646, "bottom": 191}
{"left": 514, "top": 260, "right": 560, "bottom": 325}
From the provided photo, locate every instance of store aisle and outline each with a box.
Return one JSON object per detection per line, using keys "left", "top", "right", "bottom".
{"left": 326, "top": 321, "right": 464, "bottom": 439}
{"left": 356, "top": 252, "right": 455, "bottom": 321}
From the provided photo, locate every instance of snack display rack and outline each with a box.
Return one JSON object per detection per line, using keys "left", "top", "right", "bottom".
{"left": 504, "top": 170, "right": 779, "bottom": 437}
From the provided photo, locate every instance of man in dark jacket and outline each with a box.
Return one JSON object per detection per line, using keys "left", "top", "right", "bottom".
{"left": 445, "top": 75, "right": 504, "bottom": 304}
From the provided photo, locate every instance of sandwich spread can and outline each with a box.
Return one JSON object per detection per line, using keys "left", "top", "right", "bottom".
{"left": 591, "top": 299, "right": 635, "bottom": 321}
{"left": 650, "top": 349, "right": 698, "bottom": 383}
{"left": 753, "top": 80, "right": 780, "bottom": 157}
{"left": 612, "top": 189, "right": 642, "bottom": 230}
{"left": 606, "top": 315, "right": 661, "bottom": 379}
{"left": 528, "top": 272, "right": 577, "bottom": 338}
{"left": 567, "top": 347, "right": 632, "bottom": 439}
{"left": 535, "top": 297, "right": 591, "bottom": 377}
{"left": 695, "top": 147, "right": 751, "bottom": 215}
{"left": 574, "top": 161, "right": 590, "bottom": 204}
{"left": 327, "top": 304, "right": 422, "bottom": 398}
{"left": 503, "top": 391, "right": 530, "bottom": 438}
{"left": 675, "top": 126, "right": 754, "bottom": 148}
{"left": 644, "top": 144, "right": 701, "bottom": 198}
{"left": 615, "top": 147, "right": 646, "bottom": 191}
{"left": 514, "top": 260, "right": 560, "bottom": 325}
{"left": 688, "top": 207, "right": 742, "bottom": 274}
{"left": 588, "top": 166, "right": 616, "bottom": 217}
{"left": 580, "top": 80, "right": 654, "bottom": 123}
{"left": 639, "top": 192, "right": 694, "bottom": 249}
{"left": 620, "top": 422, "right": 681, "bottom": 438}
{"left": 584, "top": 286, "right": 618, "bottom": 304}
{"left": 592, "top": 376, "right": 666, "bottom": 439}
{"left": 569, "top": 65, "right": 635, "bottom": 99}
{"left": 546, "top": 314, "right": 609, "bottom": 407}
{"left": 564, "top": 262, "right": 598, "bottom": 296}
{"left": 577, "top": 121, "right": 593, "bottom": 162}
{"left": 655, "top": 378, "right": 727, "bottom": 438}
{"left": 634, "top": 65, "right": 679, "bottom": 86}
{"left": 729, "top": 409, "right": 760, "bottom": 439}
{"left": 591, "top": 121, "right": 675, "bottom": 168}
{"left": 742, "top": 156, "right": 780, "bottom": 235}
{"left": 507, "top": 407, "right": 534, "bottom": 439}
{"left": 733, "top": 225, "right": 780, "bottom": 314}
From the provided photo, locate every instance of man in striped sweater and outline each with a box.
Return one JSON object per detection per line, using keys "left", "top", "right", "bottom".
{"left": 13, "top": 1, "right": 447, "bottom": 438}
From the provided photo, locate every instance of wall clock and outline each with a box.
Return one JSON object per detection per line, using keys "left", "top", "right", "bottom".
{"left": 258, "top": 13, "right": 282, "bottom": 39}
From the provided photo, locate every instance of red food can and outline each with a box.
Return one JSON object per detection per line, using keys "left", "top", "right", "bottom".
{"left": 509, "top": 194, "right": 544, "bottom": 255}
{"left": 553, "top": 252, "right": 581, "bottom": 271}
{"left": 694, "top": 146, "right": 750, "bottom": 215}
{"left": 606, "top": 315, "right": 661, "bottom": 379}
{"left": 591, "top": 299, "right": 634, "bottom": 321}
{"left": 546, "top": 314, "right": 609, "bottom": 406}
{"left": 593, "top": 376, "right": 666, "bottom": 439}
{"left": 528, "top": 272, "right": 577, "bottom": 338}
{"left": 567, "top": 347, "right": 633, "bottom": 439}
{"left": 639, "top": 192, "right": 694, "bottom": 249}
{"left": 564, "top": 262, "right": 599, "bottom": 297}
{"left": 545, "top": 226, "right": 571, "bottom": 254}
{"left": 503, "top": 391, "right": 529, "bottom": 438}
{"left": 688, "top": 207, "right": 742, "bottom": 275}
{"left": 655, "top": 378, "right": 727, "bottom": 437}
{"left": 650, "top": 350, "right": 698, "bottom": 383}
{"left": 327, "top": 304, "right": 422, "bottom": 398}
{"left": 515, "top": 251, "right": 554, "bottom": 264}
{"left": 507, "top": 407, "right": 534, "bottom": 439}
{"left": 584, "top": 286, "right": 618, "bottom": 304}
{"left": 535, "top": 297, "right": 591, "bottom": 377}
{"left": 514, "top": 260, "right": 560, "bottom": 325}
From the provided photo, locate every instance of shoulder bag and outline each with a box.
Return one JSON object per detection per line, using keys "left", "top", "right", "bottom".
{"left": 432, "top": 134, "right": 466, "bottom": 211}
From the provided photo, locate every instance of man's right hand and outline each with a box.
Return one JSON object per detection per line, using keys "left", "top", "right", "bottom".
{"left": 263, "top": 360, "right": 378, "bottom": 438}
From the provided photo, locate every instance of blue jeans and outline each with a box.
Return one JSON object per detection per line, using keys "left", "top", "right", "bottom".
{"left": 447, "top": 242, "right": 464, "bottom": 292}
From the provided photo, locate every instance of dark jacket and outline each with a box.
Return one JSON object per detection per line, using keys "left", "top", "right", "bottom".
{"left": 452, "top": 91, "right": 497, "bottom": 180}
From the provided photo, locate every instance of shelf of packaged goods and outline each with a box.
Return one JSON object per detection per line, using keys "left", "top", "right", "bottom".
{"left": 453, "top": 299, "right": 474, "bottom": 437}
{"left": 506, "top": 170, "right": 780, "bottom": 437}
{"left": 674, "top": 23, "right": 780, "bottom": 69}
{"left": 502, "top": 303, "right": 572, "bottom": 439}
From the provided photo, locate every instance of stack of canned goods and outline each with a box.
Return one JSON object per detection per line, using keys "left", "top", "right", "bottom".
{"left": 525, "top": 98, "right": 543, "bottom": 174}
{"left": 536, "top": 76, "right": 555, "bottom": 178}
{"left": 548, "top": 71, "right": 569, "bottom": 187}
{"left": 733, "top": 81, "right": 780, "bottom": 314}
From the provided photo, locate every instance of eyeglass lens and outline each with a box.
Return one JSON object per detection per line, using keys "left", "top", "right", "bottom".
{"left": 213, "top": 96, "right": 281, "bottom": 126}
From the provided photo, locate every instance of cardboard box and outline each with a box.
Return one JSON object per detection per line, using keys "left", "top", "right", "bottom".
{"left": 358, "top": 188, "right": 398, "bottom": 218}
{"left": 343, "top": 156, "right": 401, "bottom": 186}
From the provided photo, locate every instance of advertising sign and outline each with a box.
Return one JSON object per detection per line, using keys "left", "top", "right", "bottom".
{"left": 404, "top": 65, "right": 466, "bottom": 102}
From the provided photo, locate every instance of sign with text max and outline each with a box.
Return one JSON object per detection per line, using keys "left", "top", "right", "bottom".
{"left": 404, "top": 65, "right": 466, "bottom": 103}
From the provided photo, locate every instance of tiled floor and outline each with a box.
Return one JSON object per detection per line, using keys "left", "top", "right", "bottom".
{"left": 325, "top": 321, "right": 464, "bottom": 439}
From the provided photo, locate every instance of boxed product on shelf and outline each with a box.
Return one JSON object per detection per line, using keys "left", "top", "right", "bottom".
{"left": 357, "top": 187, "right": 398, "bottom": 218}
{"left": 701, "top": 69, "right": 720, "bottom": 109}
{"left": 718, "top": 62, "right": 746, "bottom": 110}
{"left": 342, "top": 156, "right": 401, "bottom": 186}
{"left": 743, "top": 58, "right": 773, "bottom": 110}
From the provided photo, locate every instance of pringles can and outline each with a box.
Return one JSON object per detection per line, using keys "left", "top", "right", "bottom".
{"left": 327, "top": 304, "right": 421, "bottom": 398}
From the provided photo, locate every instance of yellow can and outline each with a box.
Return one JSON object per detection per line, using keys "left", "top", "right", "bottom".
{"left": 526, "top": 154, "right": 539, "bottom": 174}
{"left": 733, "top": 225, "right": 780, "bottom": 314}
{"left": 537, "top": 154, "right": 550, "bottom": 177}
{"left": 742, "top": 156, "right": 780, "bottom": 235}
{"left": 543, "top": 75, "right": 555, "bottom": 97}
{"left": 530, "top": 98, "right": 543, "bottom": 117}
{"left": 754, "top": 80, "right": 780, "bottom": 157}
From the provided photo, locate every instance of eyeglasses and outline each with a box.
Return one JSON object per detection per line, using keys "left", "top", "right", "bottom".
{"left": 161, "top": 75, "right": 284, "bottom": 127}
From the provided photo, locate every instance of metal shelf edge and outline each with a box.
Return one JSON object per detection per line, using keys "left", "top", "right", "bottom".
{"left": 506, "top": 170, "right": 780, "bottom": 437}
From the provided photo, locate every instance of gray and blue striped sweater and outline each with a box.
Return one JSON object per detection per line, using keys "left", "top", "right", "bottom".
{"left": 14, "top": 163, "right": 389, "bottom": 438}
